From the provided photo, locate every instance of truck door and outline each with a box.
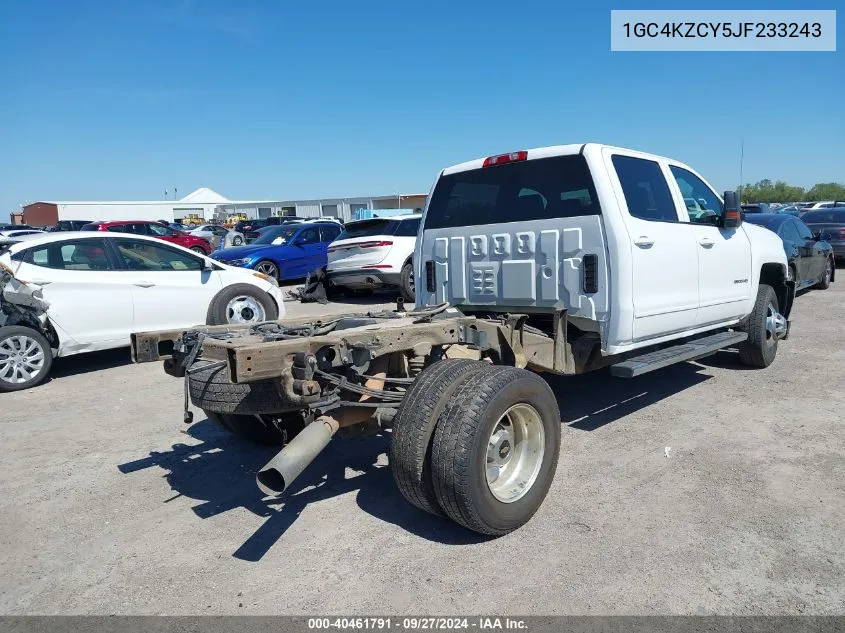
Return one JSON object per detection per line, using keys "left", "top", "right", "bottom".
{"left": 666, "top": 165, "right": 751, "bottom": 327}
{"left": 605, "top": 151, "right": 699, "bottom": 341}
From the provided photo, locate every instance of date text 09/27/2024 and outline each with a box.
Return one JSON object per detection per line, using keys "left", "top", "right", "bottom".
{"left": 307, "top": 618, "right": 528, "bottom": 631}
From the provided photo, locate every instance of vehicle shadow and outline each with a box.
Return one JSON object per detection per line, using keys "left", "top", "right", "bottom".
{"left": 545, "top": 361, "right": 714, "bottom": 431}
{"left": 116, "top": 360, "right": 715, "bottom": 558}
{"left": 47, "top": 347, "right": 132, "bottom": 380}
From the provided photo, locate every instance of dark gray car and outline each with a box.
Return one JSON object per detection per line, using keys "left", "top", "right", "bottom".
{"left": 801, "top": 208, "right": 845, "bottom": 263}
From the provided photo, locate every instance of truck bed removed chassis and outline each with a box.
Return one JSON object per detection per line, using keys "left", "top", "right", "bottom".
{"left": 131, "top": 304, "right": 594, "bottom": 385}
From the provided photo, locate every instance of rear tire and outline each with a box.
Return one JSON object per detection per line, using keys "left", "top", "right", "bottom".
{"left": 816, "top": 257, "right": 833, "bottom": 290}
{"left": 399, "top": 262, "right": 415, "bottom": 302}
{"left": 430, "top": 366, "right": 561, "bottom": 536}
{"left": 188, "top": 359, "right": 284, "bottom": 415}
{"left": 206, "top": 283, "right": 278, "bottom": 325}
{"left": 738, "top": 284, "right": 780, "bottom": 368}
{"left": 190, "top": 246, "right": 207, "bottom": 254}
{"left": 0, "top": 326, "right": 53, "bottom": 392}
{"left": 390, "top": 359, "right": 495, "bottom": 516}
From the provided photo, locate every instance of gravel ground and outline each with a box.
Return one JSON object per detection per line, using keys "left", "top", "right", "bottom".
{"left": 0, "top": 283, "right": 843, "bottom": 615}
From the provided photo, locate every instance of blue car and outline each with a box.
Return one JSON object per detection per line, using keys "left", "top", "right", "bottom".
{"left": 211, "top": 221, "right": 342, "bottom": 281}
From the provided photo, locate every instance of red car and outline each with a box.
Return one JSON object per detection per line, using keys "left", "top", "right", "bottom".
{"left": 80, "top": 220, "right": 212, "bottom": 254}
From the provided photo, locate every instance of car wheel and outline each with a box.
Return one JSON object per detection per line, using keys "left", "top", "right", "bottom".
{"left": 816, "top": 258, "right": 833, "bottom": 290}
{"left": 430, "top": 365, "right": 561, "bottom": 536}
{"left": 738, "top": 284, "right": 783, "bottom": 368}
{"left": 232, "top": 235, "right": 244, "bottom": 246}
{"left": 254, "top": 260, "right": 279, "bottom": 280}
{"left": 206, "top": 283, "right": 279, "bottom": 325}
{"left": 399, "top": 261, "right": 415, "bottom": 302}
{"left": 190, "top": 246, "right": 207, "bottom": 254}
{"left": 0, "top": 326, "right": 53, "bottom": 392}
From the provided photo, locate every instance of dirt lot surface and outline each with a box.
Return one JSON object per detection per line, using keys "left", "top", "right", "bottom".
{"left": 1, "top": 284, "right": 843, "bottom": 615}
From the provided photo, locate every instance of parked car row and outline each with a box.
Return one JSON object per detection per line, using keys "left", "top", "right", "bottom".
{"left": 209, "top": 215, "right": 421, "bottom": 301}
{"left": 743, "top": 214, "right": 834, "bottom": 291}
{"left": 0, "top": 231, "right": 284, "bottom": 392}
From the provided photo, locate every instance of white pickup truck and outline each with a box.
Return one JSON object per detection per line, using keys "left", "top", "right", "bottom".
{"left": 132, "top": 143, "right": 794, "bottom": 537}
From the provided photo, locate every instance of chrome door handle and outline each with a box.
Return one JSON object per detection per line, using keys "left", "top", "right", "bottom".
{"left": 634, "top": 236, "right": 654, "bottom": 247}
{"left": 699, "top": 237, "right": 715, "bottom": 248}
{"left": 29, "top": 279, "right": 53, "bottom": 285}
{"left": 134, "top": 282, "right": 155, "bottom": 288}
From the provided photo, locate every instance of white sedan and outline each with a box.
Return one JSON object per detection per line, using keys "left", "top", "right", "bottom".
{"left": 0, "top": 229, "right": 45, "bottom": 238}
{"left": 0, "top": 231, "right": 284, "bottom": 391}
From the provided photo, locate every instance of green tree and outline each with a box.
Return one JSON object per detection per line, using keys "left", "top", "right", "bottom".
{"left": 806, "top": 182, "right": 845, "bottom": 201}
{"left": 738, "top": 179, "right": 845, "bottom": 203}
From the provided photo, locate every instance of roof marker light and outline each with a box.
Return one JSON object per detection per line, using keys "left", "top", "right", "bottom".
{"left": 482, "top": 151, "right": 528, "bottom": 168}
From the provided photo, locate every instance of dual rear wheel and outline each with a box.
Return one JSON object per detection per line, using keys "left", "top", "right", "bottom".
{"left": 390, "top": 359, "right": 561, "bottom": 536}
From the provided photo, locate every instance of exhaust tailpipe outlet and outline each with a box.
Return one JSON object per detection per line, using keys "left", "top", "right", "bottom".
{"left": 256, "top": 418, "right": 338, "bottom": 496}
{"left": 257, "top": 361, "right": 387, "bottom": 496}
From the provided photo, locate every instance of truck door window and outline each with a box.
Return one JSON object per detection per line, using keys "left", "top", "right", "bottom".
{"left": 668, "top": 165, "right": 724, "bottom": 224}
{"left": 424, "top": 155, "right": 600, "bottom": 229}
{"left": 611, "top": 155, "right": 678, "bottom": 222}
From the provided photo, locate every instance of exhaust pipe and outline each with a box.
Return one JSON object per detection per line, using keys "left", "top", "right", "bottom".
{"left": 257, "top": 361, "right": 388, "bottom": 496}
{"left": 256, "top": 416, "right": 338, "bottom": 496}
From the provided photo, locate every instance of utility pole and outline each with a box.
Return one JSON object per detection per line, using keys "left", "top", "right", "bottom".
{"left": 739, "top": 138, "right": 745, "bottom": 202}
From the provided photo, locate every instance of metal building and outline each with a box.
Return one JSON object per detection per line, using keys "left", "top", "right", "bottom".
{"left": 216, "top": 193, "right": 428, "bottom": 223}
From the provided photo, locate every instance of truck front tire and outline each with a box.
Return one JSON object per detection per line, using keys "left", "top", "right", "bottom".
{"left": 738, "top": 284, "right": 781, "bottom": 368}
{"left": 430, "top": 366, "right": 561, "bottom": 536}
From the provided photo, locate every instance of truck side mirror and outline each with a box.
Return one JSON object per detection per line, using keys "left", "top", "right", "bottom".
{"left": 721, "top": 191, "right": 743, "bottom": 229}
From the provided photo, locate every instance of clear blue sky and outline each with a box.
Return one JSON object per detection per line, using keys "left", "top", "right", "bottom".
{"left": 0, "top": 0, "right": 842, "bottom": 212}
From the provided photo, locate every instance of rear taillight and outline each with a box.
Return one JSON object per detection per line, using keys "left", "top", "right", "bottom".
{"left": 838, "top": 229, "right": 845, "bottom": 239}
{"left": 582, "top": 254, "right": 598, "bottom": 293}
{"left": 482, "top": 151, "right": 527, "bottom": 168}
{"left": 328, "top": 240, "right": 393, "bottom": 252}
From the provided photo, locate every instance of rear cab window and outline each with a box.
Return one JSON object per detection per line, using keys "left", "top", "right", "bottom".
{"left": 424, "top": 154, "right": 600, "bottom": 229}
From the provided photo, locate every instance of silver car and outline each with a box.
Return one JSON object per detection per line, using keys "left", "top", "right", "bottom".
{"left": 190, "top": 224, "right": 245, "bottom": 249}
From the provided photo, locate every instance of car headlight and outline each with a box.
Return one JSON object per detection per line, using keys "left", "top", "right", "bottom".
{"left": 226, "top": 258, "right": 253, "bottom": 267}
{"left": 253, "top": 272, "right": 279, "bottom": 287}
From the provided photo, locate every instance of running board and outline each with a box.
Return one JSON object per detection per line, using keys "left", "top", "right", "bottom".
{"left": 611, "top": 331, "right": 748, "bottom": 378}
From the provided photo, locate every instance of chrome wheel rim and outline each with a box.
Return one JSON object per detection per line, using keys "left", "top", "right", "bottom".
{"left": 787, "top": 266, "right": 794, "bottom": 282}
{"left": 825, "top": 261, "right": 832, "bottom": 283}
{"left": 485, "top": 404, "right": 545, "bottom": 503}
{"left": 233, "top": 236, "right": 243, "bottom": 245}
{"left": 0, "top": 335, "right": 46, "bottom": 385}
{"left": 764, "top": 302, "right": 786, "bottom": 344}
{"left": 255, "top": 261, "right": 278, "bottom": 278}
{"left": 226, "top": 296, "right": 266, "bottom": 324}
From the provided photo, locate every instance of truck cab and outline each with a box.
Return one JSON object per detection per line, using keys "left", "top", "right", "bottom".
{"left": 416, "top": 143, "right": 790, "bottom": 355}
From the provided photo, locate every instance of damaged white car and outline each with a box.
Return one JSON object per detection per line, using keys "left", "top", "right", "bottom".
{"left": 0, "top": 232, "right": 285, "bottom": 391}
